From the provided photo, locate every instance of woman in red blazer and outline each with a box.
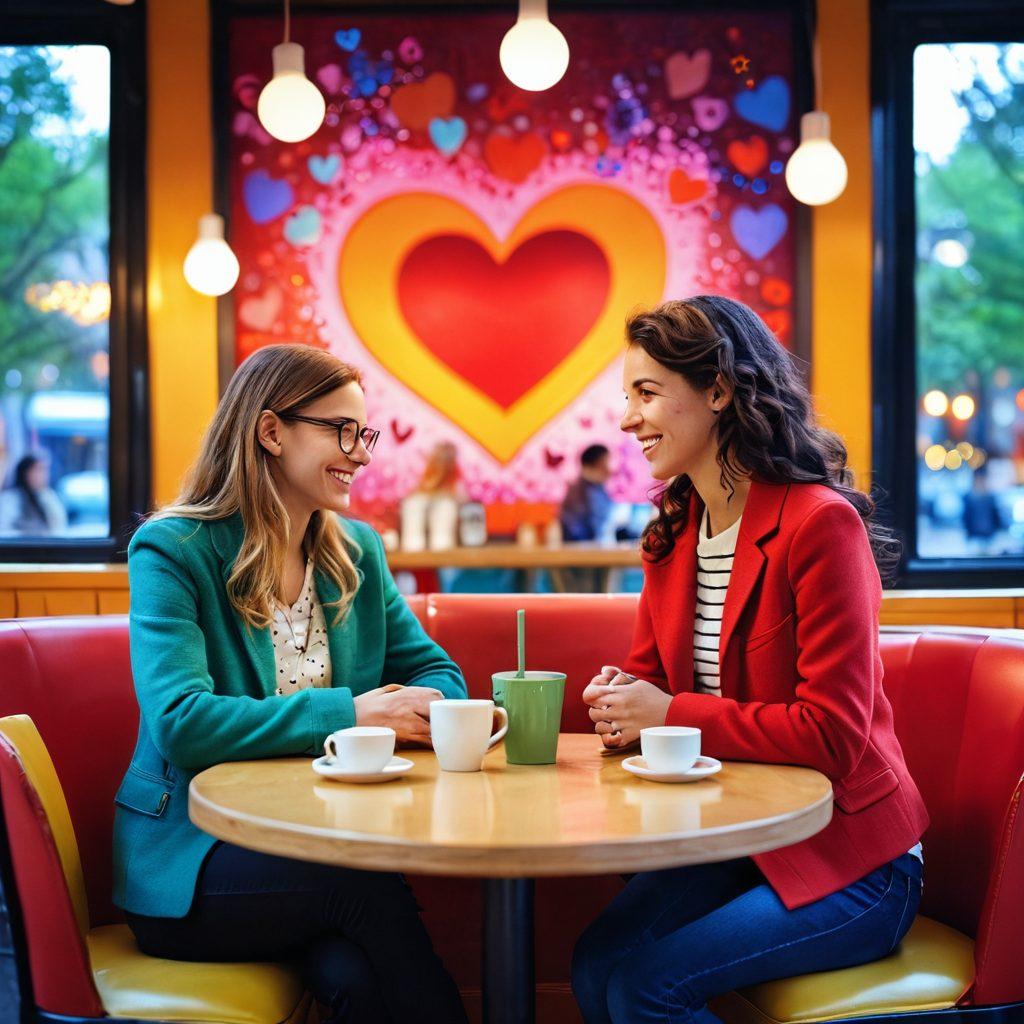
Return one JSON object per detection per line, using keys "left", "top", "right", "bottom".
{"left": 572, "top": 296, "right": 929, "bottom": 1024}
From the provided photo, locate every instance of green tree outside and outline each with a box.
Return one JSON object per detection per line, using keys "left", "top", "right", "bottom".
{"left": 0, "top": 45, "right": 109, "bottom": 394}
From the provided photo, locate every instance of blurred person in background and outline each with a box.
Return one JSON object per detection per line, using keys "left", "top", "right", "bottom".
{"left": 415, "top": 440, "right": 465, "bottom": 501}
{"left": 560, "top": 444, "right": 614, "bottom": 542}
{"left": 962, "top": 465, "right": 1003, "bottom": 552}
{"left": 0, "top": 453, "right": 67, "bottom": 536}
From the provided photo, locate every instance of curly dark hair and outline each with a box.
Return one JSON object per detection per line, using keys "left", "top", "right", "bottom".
{"left": 628, "top": 296, "right": 901, "bottom": 583}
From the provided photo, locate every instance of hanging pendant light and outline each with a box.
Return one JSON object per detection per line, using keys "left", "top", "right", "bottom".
{"left": 785, "top": 14, "right": 848, "bottom": 206}
{"left": 183, "top": 214, "right": 240, "bottom": 297}
{"left": 785, "top": 111, "right": 848, "bottom": 205}
{"left": 499, "top": 0, "right": 570, "bottom": 92}
{"left": 257, "top": 0, "right": 325, "bottom": 143}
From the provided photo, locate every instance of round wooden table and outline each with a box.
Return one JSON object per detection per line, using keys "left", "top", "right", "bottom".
{"left": 190, "top": 734, "right": 832, "bottom": 1024}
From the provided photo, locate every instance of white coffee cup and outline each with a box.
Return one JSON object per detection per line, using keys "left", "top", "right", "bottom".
{"left": 640, "top": 726, "right": 701, "bottom": 774}
{"left": 324, "top": 726, "right": 396, "bottom": 773}
{"left": 430, "top": 699, "right": 509, "bottom": 772}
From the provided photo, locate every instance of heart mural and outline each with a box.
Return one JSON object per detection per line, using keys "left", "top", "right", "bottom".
{"left": 339, "top": 185, "right": 667, "bottom": 462}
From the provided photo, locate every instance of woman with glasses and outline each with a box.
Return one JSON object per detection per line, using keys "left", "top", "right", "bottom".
{"left": 114, "top": 344, "right": 468, "bottom": 1024}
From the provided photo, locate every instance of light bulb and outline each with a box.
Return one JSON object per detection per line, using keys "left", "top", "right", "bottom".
{"left": 184, "top": 214, "right": 240, "bottom": 297}
{"left": 499, "top": 0, "right": 569, "bottom": 92}
{"left": 785, "top": 111, "right": 848, "bottom": 206}
{"left": 257, "top": 42, "right": 325, "bottom": 143}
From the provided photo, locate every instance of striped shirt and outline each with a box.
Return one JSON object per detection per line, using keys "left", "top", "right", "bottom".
{"left": 691, "top": 504, "right": 924, "bottom": 865}
{"left": 693, "top": 507, "right": 742, "bottom": 696}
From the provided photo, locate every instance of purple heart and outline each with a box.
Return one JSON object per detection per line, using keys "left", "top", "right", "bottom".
{"left": 692, "top": 96, "right": 729, "bottom": 132}
{"left": 335, "top": 28, "right": 361, "bottom": 52}
{"left": 734, "top": 75, "right": 791, "bottom": 132}
{"left": 243, "top": 170, "right": 295, "bottom": 225}
{"left": 466, "top": 82, "right": 489, "bottom": 104}
{"left": 730, "top": 203, "right": 788, "bottom": 259}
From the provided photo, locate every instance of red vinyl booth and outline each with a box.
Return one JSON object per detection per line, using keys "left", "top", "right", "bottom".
{"left": 0, "top": 598, "right": 1022, "bottom": 1024}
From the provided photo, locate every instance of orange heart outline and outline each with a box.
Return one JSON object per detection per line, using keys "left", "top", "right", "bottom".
{"left": 339, "top": 185, "right": 667, "bottom": 462}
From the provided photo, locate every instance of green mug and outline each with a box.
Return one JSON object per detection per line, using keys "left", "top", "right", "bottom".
{"left": 492, "top": 671, "right": 566, "bottom": 765}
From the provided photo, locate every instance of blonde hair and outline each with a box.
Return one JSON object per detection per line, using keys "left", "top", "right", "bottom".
{"left": 152, "top": 344, "right": 364, "bottom": 629}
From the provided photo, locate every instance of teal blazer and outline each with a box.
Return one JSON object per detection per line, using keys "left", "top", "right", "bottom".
{"left": 113, "top": 513, "right": 467, "bottom": 918}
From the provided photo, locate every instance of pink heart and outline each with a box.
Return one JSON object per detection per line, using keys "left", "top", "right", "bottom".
{"left": 317, "top": 63, "right": 343, "bottom": 94}
{"left": 232, "top": 111, "right": 272, "bottom": 145}
{"left": 692, "top": 96, "right": 730, "bottom": 132}
{"left": 664, "top": 49, "right": 711, "bottom": 100}
{"left": 239, "top": 285, "right": 283, "bottom": 332}
{"left": 233, "top": 74, "right": 261, "bottom": 111}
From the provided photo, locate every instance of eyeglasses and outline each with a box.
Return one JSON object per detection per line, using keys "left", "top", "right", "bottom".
{"left": 273, "top": 413, "right": 380, "bottom": 455}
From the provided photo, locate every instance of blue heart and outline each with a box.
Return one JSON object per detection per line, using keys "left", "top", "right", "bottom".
{"left": 730, "top": 203, "right": 788, "bottom": 259}
{"left": 283, "top": 205, "right": 322, "bottom": 247}
{"left": 308, "top": 154, "right": 341, "bottom": 184}
{"left": 429, "top": 116, "right": 467, "bottom": 157}
{"left": 243, "top": 170, "right": 294, "bottom": 225}
{"left": 335, "top": 28, "right": 361, "bottom": 52}
{"left": 734, "top": 75, "right": 791, "bottom": 132}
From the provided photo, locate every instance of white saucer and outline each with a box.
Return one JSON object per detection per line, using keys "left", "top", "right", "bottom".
{"left": 622, "top": 754, "right": 722, "bottom": 783}
{"left": 311, "top": 755, "right": 414, "bottom": 783}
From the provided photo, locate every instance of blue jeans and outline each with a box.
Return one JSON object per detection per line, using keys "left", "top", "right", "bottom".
{"left": 125, "top": 841, "right": 467, "bottom": 1024}
{"left": 572, "top": 852, "right": 923, "bottom": 1024}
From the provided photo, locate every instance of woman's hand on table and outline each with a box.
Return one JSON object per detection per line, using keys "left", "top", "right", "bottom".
{"left": 353, "top": 684, "right": 444, "bottom": 747}
{"left": 583, "top": 666, "right": 672, "bottom": 749}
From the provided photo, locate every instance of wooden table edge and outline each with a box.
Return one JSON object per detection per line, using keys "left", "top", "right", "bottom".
{"left": 188, "top": 775, "right": 834, "bottom": 877}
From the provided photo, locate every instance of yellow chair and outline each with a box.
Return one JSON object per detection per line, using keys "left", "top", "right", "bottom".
{"left": 0, "top": 714, "right": 310, "bottom": 1024}
{"left": 711, "top": 915, "right": 975, "bottom": 1024}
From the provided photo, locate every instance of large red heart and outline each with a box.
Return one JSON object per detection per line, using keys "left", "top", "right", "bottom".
{"left": 397, "top": 231, "right": 610, "bottom": 409}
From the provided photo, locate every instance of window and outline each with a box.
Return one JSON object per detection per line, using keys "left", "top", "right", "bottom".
{"left": 872, "top": 0, "right": 1024, "bottom": 586}
{"left": 0, "top": 4, "right": 147, "bottom": 562}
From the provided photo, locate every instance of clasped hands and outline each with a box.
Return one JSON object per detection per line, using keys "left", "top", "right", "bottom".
{"left": 582, "top": 666, "right": 673, "bottom": 749}
{"left": 353, "top": 683, "right": 442, "bottom": 746}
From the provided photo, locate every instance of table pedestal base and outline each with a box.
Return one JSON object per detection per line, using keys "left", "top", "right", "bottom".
{"left": 482, "top": 877, "right": 535, "bottom": 1024}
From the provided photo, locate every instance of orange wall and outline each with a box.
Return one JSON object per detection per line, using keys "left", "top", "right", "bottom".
{"left": 147, "top": 0, "right": 220, "bottom": 505}
{"left": 811, "top": 0, "right": 873, "bottom": 490}
{"left": 145, "top": 0, "right": 874, "bottom": 506}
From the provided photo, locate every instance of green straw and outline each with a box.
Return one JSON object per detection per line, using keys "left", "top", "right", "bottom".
{"left": 516, "top": 608, "right": 526, "bottom": 678}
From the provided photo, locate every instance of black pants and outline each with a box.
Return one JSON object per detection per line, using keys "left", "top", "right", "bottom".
{"left": 125, "top": 841, "right": 467, "bottom": 1024}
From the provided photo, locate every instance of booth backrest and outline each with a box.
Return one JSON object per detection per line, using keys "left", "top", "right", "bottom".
{"left": 0, "top": 607, "right": 1022, "bottom": 1005}
{"left": 0, "top": 617, "right": 135, "bottom": 927}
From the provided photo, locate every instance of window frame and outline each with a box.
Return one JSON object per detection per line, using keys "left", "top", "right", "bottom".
{"left": 0, "top": 1, "right": 149, "bottom": 564}
{"left": 871, "top": 0, "right": 1024, "bottom": 587}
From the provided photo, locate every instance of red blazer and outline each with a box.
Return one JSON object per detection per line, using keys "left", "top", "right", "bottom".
{"left": 622, "top": 479, "right": 929, "bottom": 909}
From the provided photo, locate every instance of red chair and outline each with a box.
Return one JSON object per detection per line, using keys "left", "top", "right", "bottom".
{"left": 0, "top": 608, "right": 1021, "bottom": 1024}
